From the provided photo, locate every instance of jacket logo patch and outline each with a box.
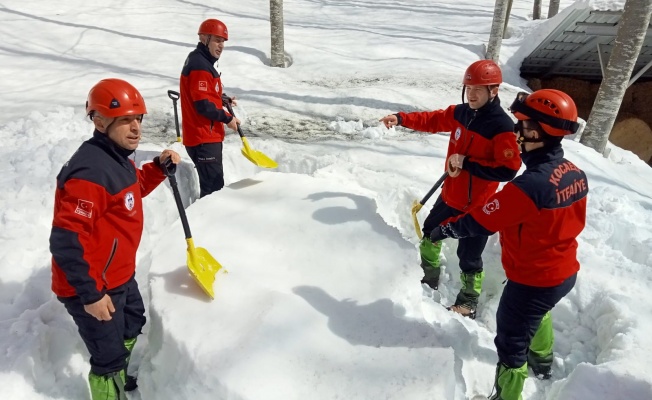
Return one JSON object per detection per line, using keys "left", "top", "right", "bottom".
{"left": 75, "top": 199, "right": 94, "bottom": 218}
{"left": 483, "top": 199, "right": 499, "bottom": 215}
{"left": 124, "top": 192, "right": 135, "bottom": 211}
{"left": 503, "top": 148, "right": 515, "bottom": 159}
{"left": 454, "top": 127, "right": 462, "bottom": 141}
{"left": 215, "top": 82, "right": 220, "bottom": 92}
{"left": 198, "top": 81, "right": 208, "bottom": 91}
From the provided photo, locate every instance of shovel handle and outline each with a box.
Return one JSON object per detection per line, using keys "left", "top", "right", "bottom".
{"left": 418, "top": 172, "right": 448, "bottom": 206}
{"left": 167, "top": 90, "right": 181, "bottom": 140}
{"left": 223, "top": 101, "right": 246, "bottom": 139}
{"left": 167, "top": 172, "right": 193, "bottom": 241}
{"left": 167, "top": 90, "right": 180, "bottom": 101}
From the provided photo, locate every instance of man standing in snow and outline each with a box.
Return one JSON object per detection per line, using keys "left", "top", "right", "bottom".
{"left": 49, "top": 78, "right": 180, "bottom": 400}
{"left": 180, "top": 18, "right": 240, "bottom": 198}
{"left": 380, "top": 60, "right": 521, "bottom": 319}
{"left": 429, "top": 89, "right": 587, "bottom": 400}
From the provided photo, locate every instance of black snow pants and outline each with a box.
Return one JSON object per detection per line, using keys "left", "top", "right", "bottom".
{"left": 59, "top": 276, "right": 146, "bottom": 376}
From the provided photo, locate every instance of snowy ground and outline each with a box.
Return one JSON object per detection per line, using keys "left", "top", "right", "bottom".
{"left": 2, "top": 0, "right": 652, "bottom": 399}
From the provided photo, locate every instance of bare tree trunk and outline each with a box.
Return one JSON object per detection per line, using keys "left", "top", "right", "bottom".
{"left": 548, "top": 0, "right": 561, "bottom": 18}
{"left": 486, "top": 0, "right": 509, "bottom": 61}
{"left": 533, "top": 0, "right": 542, "bottom": 20}
{"left": 580, "top": 0, "right": 652, "bottom": 154}
{"left": 270, "top": 0, "right": 285, "bottom": 68}
{"left": 503, "top": 0, "right": 514, "bottom": 39}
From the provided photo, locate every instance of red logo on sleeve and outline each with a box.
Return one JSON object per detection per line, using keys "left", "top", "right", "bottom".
{"left": 198, "top": 81, "right": 207, "bottom": 91}
{"left": 75, "top": 199, "right": 94, "bottom": 218}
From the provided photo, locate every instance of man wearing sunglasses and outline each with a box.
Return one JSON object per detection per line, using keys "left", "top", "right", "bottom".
{"left": 380, "top": 60, "right": 521, "bottom": 319}
{"left": 429, "top": 89, "right": 588, "bottom": 400}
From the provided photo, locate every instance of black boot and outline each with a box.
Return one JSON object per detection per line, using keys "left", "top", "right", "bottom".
{"left": 124, "top": 374, "right": 138, "bottom": 391}
{"left": 527, "top": 349, "right": 552, "bottom": 380}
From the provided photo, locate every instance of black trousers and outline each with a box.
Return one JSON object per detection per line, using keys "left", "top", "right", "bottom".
{"left": 186, "top": 142, "right": 224, "bottom": 198}
{"left": 59, "top": 277, "right": 146, "bottom": 376}
{"left": 495, "top": 274, "right": 577, "bottom": 368}
{"left": 422, "top": 195, "right": 489, "bottom": 273}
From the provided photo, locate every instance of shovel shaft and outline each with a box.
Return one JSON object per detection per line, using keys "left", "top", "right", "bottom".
{"left": 223, "top": 101, "right": 246, "bottom": 139}
{"left": 419, "top": 172, "right": 448, "bottom": 206}
{"left": 168, "top": 174, "right": 193, "bottom": 240}
{"left": 412, "top": 171, "right": 448, "bottom": 239}
{"left": 167, "top": 90, "right": 181, "bottom": 140}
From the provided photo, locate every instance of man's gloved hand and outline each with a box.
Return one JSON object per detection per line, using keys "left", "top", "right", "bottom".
{"left": 429, "top": 226, "right": 447, "bottom": 243}
{"left": 221, "top": 93, "right": 232, "bottom": 105}
{"left": 159, "top": 156, "right": 177, "bottom": 177}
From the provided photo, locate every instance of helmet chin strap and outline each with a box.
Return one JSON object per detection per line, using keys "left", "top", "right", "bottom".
{"left": 515, "top": 122, "right": 544, "bottom": 153}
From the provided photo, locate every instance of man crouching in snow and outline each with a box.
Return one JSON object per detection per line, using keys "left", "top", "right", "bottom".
{"left": 430, "top": 89, "right": 588, "bottom": 400}
{"left": 49, "top": 78, "right": 180, "bottom": 400}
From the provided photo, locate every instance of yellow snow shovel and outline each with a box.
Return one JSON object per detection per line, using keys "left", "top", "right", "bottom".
{"left": 411, "top": 172, "right": 448, "bottom": 239}
{"left": 224, "top": 101, "right": 278, "bottom": 169}
{"left": 164, "top": 160, "right": 222, "bottom": 299}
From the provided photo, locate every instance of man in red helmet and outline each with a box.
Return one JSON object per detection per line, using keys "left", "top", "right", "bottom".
{"left": 429, "top": 89, "right": 587, "bottom": 400}
{"left": 380, "top": 60, "right": 521, "bottom": 318}
{"left": 179, "top": 18, "right": 240, "bottom": 198}
{"left": 49, "top": 78, "right": 181, "bottom": 400}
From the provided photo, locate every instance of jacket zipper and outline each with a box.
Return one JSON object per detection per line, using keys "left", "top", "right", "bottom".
{"left": 462, "top": 111, "right": 477, "bottom": 209}
{"left": 102, "top": 238, "right": 118, "bottom": 286}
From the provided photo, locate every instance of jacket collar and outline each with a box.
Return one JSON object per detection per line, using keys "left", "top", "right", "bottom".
{"left": 91, "top": 130, "right": 135, "bottom": 160}
{"left": 521, "top": 144, "right": 564, "bottom": 168}
{"left": 196, "top": 42, "right": 219, "bottom": 64}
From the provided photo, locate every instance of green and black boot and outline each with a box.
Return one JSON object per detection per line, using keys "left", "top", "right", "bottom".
{"left": 449, "top": 270, "right": 485, "bottom": 319}
{"left": 419, "top": 237, "right": 442, "bottom": 290}
{"left": 487, "top": 362, "right": 527, "bottom": 400}
{"left": 528, "top": 312, "right": 554, "bottom": 380}
{"left": 123, "top": 337, "right": 138, "bottom": 391}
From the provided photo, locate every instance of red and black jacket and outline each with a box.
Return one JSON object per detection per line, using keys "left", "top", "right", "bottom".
{"left": 398, "top": 97, "right": 521, "bottom": 211}
{"left": 180, "top": 43, "right": 233, "bottom": 147}
{"left": 440, "top": 146, "right": 588, "bottom": 287}
{"left": 50, "top": 131, "right": 166, "bottom": 304}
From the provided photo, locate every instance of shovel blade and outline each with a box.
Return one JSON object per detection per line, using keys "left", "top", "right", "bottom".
{"left": 411, "top": 200, "right": 423, "bottom": 215}
{"left": 241, "top": 137, "right": 278, "bottom": 169}
{"left": 411, "top": 200, "right": 424, "bottom": 240}
{"left": 186, "top": 240, "right": 223, "bottom": 299}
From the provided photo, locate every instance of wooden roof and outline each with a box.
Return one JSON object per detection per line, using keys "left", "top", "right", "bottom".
{"left": 520, "top": 9, "right": 652, "bottom": 82}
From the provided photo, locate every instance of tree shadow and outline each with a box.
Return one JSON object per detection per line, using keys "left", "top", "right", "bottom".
{"left": 293, "top": 285, "right": 443, "bottom": 348}
{"left": 305, "top": 191, "right": 410, "bottom": 245}
{"left": 0, "top": 45, "right": 177, "bottom": 82}
{"left": 229, "top": 87, "right": 418, "bottom": 118}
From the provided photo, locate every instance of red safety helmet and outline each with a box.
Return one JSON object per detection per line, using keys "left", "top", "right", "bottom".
{"left": 510, "top": 89, "right": 579, "bottom": 136}
{"left": 463, "top": 60, "right": 502, "bottom": 86}
{"left": 198, "top": 19, "right": 228, "bottom": 40}
{"left": 86, "top": 79, "right": 147, "bottom": 118}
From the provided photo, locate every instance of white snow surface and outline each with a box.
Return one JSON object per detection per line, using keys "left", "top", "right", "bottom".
{"left": 1, "top": 0, "right": 651, "bottom": 399}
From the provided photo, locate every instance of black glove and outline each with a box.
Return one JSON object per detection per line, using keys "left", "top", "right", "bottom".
{"left": 158, "top": 156, "right": 177, "bottom": 177}
{"left": 221, "top": 93, "right": 232, "bottom": 105}
{"left": 429, "top": 226, "right": 447, "bottom": 243}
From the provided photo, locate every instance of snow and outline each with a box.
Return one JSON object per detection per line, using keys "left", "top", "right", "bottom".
{"left": 1, "top": 0, "right": 651, "bottom": 399}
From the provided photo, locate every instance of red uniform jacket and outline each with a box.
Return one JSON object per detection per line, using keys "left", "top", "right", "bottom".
{"left": 50, "top": 132, "right": 166, "bottom": 304}
{"left": 442, "top": 146, "right": 588, "bottom": 287}
{"left": 398, "top": 98, "right": 521, "bottom": 211}
{"left": 180, "top": 43, "right": 233, "bottom": 147}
